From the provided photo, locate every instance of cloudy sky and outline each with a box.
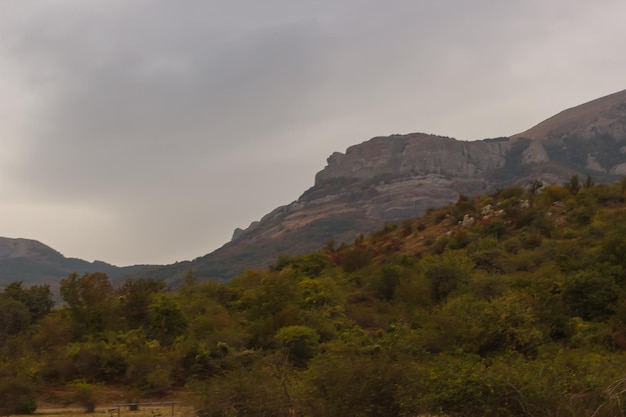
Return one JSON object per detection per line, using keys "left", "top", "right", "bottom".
{"left": 1, "top": 1, "right": 626, "bottom": 266}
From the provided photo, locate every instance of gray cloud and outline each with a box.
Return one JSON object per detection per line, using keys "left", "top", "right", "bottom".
{"left": 2, "top": 0, "right": 626, "bottom": 265}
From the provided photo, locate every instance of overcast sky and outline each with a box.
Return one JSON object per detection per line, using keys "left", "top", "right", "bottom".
{"left": 1, "top": 1, "right": 626, "bottom": 266}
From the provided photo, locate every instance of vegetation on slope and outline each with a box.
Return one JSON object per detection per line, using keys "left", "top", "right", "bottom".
{"left": 4, "top": 177, "right": 626, "bottom": 416}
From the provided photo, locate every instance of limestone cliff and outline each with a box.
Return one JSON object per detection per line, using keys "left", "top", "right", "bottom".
{"left": 314, "top": 134, "right": 508, "bottom": 183}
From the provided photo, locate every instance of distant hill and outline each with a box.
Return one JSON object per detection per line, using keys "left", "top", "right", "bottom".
{"left": 143, "top": 89, "right": 626, "bottom": 283}
{"left": 0, "top": 237, "right": 145, "bottom": 288}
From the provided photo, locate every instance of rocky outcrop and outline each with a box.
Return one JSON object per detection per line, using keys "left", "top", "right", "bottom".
{"left": 314, "top": 134, "right": 509, "bottom": 184}
{"left": 521, "top": 140, "right": 549, "bottom": 164}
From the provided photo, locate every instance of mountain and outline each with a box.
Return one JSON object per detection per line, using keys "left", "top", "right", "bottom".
{"left": 140, "top": 89, "right": 626, "bottom": 283}
{"left": 0, "top": 237, "right": 145, "bottom": 288}
{"left": 4, "top": 89, "right": 626, "bottom": 286}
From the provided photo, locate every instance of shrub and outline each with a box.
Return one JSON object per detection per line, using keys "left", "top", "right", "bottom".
{"left": 67, "top": 380, "right": 98, "bottom": 412}
{"left": 275, "top": 325, "right": 320, "bottom": 366}
{"left": 421, "top": 252, "right": 474, "bottom": 302}
{"left": 0, "top": 376, "right": 37, "bottom": 414}
{"left": 562, "top": 271, "right": 619, "bottom": 321}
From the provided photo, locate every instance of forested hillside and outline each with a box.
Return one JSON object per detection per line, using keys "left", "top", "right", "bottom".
{"left": 4, "top": 177, "right": 626, "bottom": 416}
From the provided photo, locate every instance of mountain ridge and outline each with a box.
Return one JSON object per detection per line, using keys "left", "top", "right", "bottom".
{"left": 0, "top": 236, "right": 146, "bottom": 287}
{"left": 0, "top": 237, "right": 62, "bottom": 260}
{"left": 511, "top": 89, "right": 626, "bottom": 141}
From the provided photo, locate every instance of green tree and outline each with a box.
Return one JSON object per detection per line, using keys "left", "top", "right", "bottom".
{"left": 0, "top": 295, "right": 30, "bottom": 343}
{"left": 67, "top": 380, "right": 98, "bottom": 412}
{"left": 147, "top": 294, "right": 188, "bottom": 345}
{"left": 0, "top": 374, "right": 37, "bottom": 414}
{"left": 237, "top": 271, "right": 300, "bottom": 346}
{"left": 273, "top": 252, "right": 334, "bottom": 278}
{"left": 562, "top": 270, "right": 619, "bottom": 321}
{"left": 302, "top": 346, "right": 412, "bottom": 417}
{"left": 372, "top": 264, "right": 403, "bottom": 301}
{"left": 3, "top": 281, "right": 54, "bottom": 322}
{"left": 528, "top": 179, "right": 544, "bottom": 207}
{"left": 421, "top": 252, "right": 474, "bottom": 302}
{"left": 118, "top": 277, "right": 166, "bottom": 329}
{"left": 60, "top": 272, "right": 116, "bottom": 337}
{"left": 565, "top": 174, "right": 581, "bottom": 195}
{"left": 275, "top": 325, "right": 320, "bottom": 367}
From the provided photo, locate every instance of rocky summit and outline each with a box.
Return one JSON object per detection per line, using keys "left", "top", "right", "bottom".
{"left": 138, "top": 89, "right": 626, "bottom": 283}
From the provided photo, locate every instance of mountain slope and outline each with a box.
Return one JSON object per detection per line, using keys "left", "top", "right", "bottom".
{"left": 144, "top": 89, "right": 626, "bottom": 283}
{"left": 508, "top": 89, "right": 626, "bottom": 181}
{"left": 512, "top": 89, "right": 626, "bottom": 141}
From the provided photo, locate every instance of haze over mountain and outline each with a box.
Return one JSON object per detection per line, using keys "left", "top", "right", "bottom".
{"left": 2, "top": 89, "right": 626, "bottom": 286}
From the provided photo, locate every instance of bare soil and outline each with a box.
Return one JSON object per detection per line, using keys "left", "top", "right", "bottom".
{"left": 32, "top": 388, "right": 190, "bottom": 417}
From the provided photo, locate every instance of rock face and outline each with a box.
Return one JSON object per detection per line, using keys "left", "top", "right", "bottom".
{"left": 16, "top": 89, "right": 626, "bottom": 285}
{"left": 315, "top": 134, "right": 508, "bottom": 182}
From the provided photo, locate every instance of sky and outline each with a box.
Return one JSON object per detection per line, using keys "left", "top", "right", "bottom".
{"left": 1, "top": 0, "right": 626, "bottom": 266}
